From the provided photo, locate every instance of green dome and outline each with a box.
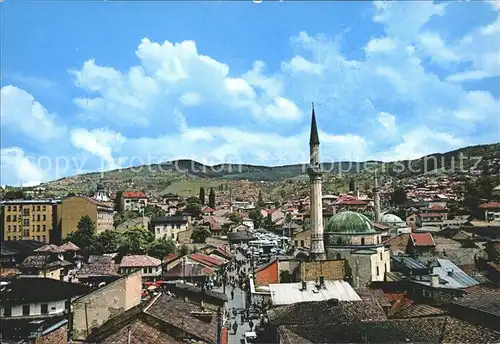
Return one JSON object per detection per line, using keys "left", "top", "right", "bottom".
{"left": 325, "top": 211, "right": 376, "bottom": 234}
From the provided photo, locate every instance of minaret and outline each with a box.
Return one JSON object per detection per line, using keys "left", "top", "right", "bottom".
{"left": 373, "top": 172, "right": 381, "bottom": 223}
{"left": 308, "top": 103, "right": 326, "bottom": 261}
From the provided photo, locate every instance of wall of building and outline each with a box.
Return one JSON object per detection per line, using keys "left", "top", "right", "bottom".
{"left": 119, "top": 266, "right": 162, "bottom": 278}
{"left": 293, "top": 230, "right": 311, "bottom": 248}
{"left": 152, "top": 223, "right": 187, "bottom": 241}
{"left": 61, "top": 197, "right": 97, "bottom": 239}
{"left": 296, "top": 260, "right": 345, "bottom": 282}
{"left": 3, "top": 201, "right": 58, "bottom": 243}
{"left": 325, "top": 233, "right": 382, "bottom": 246}
{"left": 96, "top": 209, "right": 114, "bottom": 233}
{"left": 1, "top": 300, "right": 66, "bottom": 318}
{"left": 71, "top": 271, "right": 142, "bottom": 341}
{"left": 255, "top": 260, "right": 279, "bottom": 286}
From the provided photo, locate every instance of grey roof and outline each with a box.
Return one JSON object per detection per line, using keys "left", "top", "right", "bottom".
{"left": 452, "top": 287, "right": 500, "bottom": 317}
{"left": 269, "top": 280, "right": 361, "bottom": 306}
{"left": 150, "top": 216, "right": 188, "bottom": 224}
{"left": 414, "top": 258, "right": 479, "bottom": 289}
{"left": 392, "top": 255, "right": 428, "bottom": 270}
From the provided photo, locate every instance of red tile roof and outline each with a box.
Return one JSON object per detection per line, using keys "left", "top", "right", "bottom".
{"left": 189, "top": 253, "right": 225, "bottom": 267}
{"left": 337, "top": 199, "right": 368, "bottom": 205}
{"left": 429, "top": 205, "right": 446, "bottom": 211}
{"left": 120, "top": 255, "right": 161, "bottom": 267}
{"left": 123, "top": 191, "right": 148, "bottom": 199}
{"left": 163, "top": 253, "right": 179, "bottom": 264}
{"left": 479, "top": 201, "right": 500, "bottom": 209}
{"left": 202, "top": 206, "right": 215, "bottom": 213}
{"left": 419, "top": 213, "right": 443, "bottom": 218}
{"left": 409, "top": 233, "right": 436, "bottom": 247}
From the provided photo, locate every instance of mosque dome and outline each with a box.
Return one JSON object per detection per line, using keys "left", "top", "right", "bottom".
{"left": 493, "top": 184, "right": 500, "bottom": 196}
{"left": 381, "top": 213, "right": 404, "bottom": 224}
{"left": 325, "top": 211, "right": 376, "bottom": 234}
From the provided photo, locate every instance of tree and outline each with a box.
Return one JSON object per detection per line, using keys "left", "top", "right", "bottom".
{"left": 191, "top": 227, "right": 211, "bottom": 243}
{"left": 249, "top": 208, "right": 264, "bottom": 229}
{"left": 208, "top": 188, "right": 216, "bottom": 208}
{"left": 148, "top": 239, "right": 176, "bottom": 259}
{"left": 349, "top": 179, "right": 356, "bottom": 193}
{"left": 115, "top": 191, "right": 124, "bottom": 213}
{"left": 4, "top": 189, "right": 24, "bottom": 200}
{"left": 257, "top": 190, "right": 265, "bottom": 207}
{"left": 186, "top": 197, "right": 200, "bottom": 205}
{"left": 65, "top": 215, "right": 97, "bottom": 252}
{"left": 179, "top": 244, "right": 189, "bottom": 256}
{"left": 119, "top": 227, "right": 155, "bottom": 255}
{"left": 185, "top": 202, "right": 202, "bottom": 218}
{"left": 279, "top": 270, "right": 292, "bottom": 283}
{"left": 94, "top": 230, "right": 123, "bottom": 253}
{"left": 390, "top": 187, "right": 407, "bottom": 205}
{"left": 228, "top": 212, "right": 243, "bottom": 224}
{"left": 199, "top": 187, "right": 206, "bottom": 205}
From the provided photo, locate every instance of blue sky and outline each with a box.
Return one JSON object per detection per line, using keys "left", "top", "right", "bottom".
{"left": 1, "top": 0, "right": 499, "bottom": 186}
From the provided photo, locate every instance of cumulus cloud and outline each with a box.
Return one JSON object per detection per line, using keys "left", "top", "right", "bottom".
{"left": 364, "top": 37, "right": 397, "bottom": 53}
{"left": 0, "top": 147, "right": 47, "bottom": 186}
{"left": 0, "top": 85, "right": 66, "bottom": 141}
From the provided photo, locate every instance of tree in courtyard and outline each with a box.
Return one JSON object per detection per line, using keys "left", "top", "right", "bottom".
{"left": 191, "top": 227, "right": 211, "bottom": 244}
{"left": 257, "top": 190, "right": 265, "bottom": 208}
{"left": 119, "top": 227, "right": 155, "bottom": 255}
{"left": 148, "top": 239, "right": 176, "bottom": 259}
{"left": 185, "top": 202, "right": 202, "bottom": 218}
{"left": 228, "top": 212, "right": 243, "bottom": 224}
{"left": 94, "top": 230, "right": 123, "bottom": 253}
{"left": 199, "top": 187, "right": 206, "bottom": 205}
{"left": 279, "top": 270, "right": 292, "bottom": 283}
{"left": 208, "top": 188, "right": 216, "bottom": 208}
{"left": 65, "top": 215, "right": 97, "bottom": 252}
{"left": 249, "top": 208, "right": 264, "bottom": 229}
{"left": 179, "top": 244, "right": 189, "bottom": 256}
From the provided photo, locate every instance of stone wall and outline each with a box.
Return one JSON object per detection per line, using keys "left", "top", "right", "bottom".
{"left": 72, "top": 270, "right": 142, "bottom": 341}
{"left": 296, "top": 260, "right": 345, "bottom": 281}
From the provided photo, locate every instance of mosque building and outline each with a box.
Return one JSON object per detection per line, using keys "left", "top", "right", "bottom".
{"left": 307, "top": 105, "right": 391, "bottom": 287}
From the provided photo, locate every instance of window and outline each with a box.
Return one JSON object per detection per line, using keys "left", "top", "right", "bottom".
{"left": 42, "top": 214, "right": 46, "bottom": 221}
{"left": 380, "top": 252, "right": 383, "bottom": 261}
{"left": 36, "top": 236, "right": 40, "bottom": 241}
{"left": 361, "top": 238, "right": 365, "bottom": 245}
{"left": 23, "top": 209, "right": 29, "bottom": 216}
{"left": 41, "top": 303, "right": 48, "bottom": 314}
{"left": 22, "top": 305, "right": 30, "bottom": 316}
{"left": 42, "top": 225, "right": 46, "bottom": 231}
{"left": 37, "top": 225, "right": 41, "bottom": 231}
{"left": 336, "top": 253, "right": 342, "bottom": 260}
{"left": 7, "top": 206, "right": 11, "bottom": 211}
{"left": 294, "top": 240, "right": 298, "bottom": 246}
{"left": 6, "top": 215, "right": 11, "bottom": 222}
{"left": 42, "top": 206, "right": 46, "bottom": 211}
{"left": 13, "top": 225, "right": 17, "bottom": 232}
{"left": 4, "top": 307, "right": 12, "bottom": 317}
{"left": 13, "top": 215, "right": 17, "bottom": 222}
{"left": 7, "top": 236, "right": 10, "bottom": 241}
{"left": 337, "top": 237, "right": 342, "bottom": 245}
{"left": 7, "top": 225, "right": 11, "bottom": 233}
{"left": 23, "top": 219, "right": 29, "bottom": 226}
{"left": 12, "top": 206, "right": 17, "bottom": 211}
{"left": 37, "top": 206, "right": 41, "bottom": 211}
{"left": 300, "top": 240, "right": 304, "bottom": 247}
{"left": 376, "top": 266, "right": 380, "bottom": 276}
{"left": 423, "top": 289, "right": 432, "bottom": 298}
{"left": 42, "top": 235, "right": 46, "bottom": 242}
{"left": 176, "top": 224, "right": 181, "bottom": 229}
{"left": 37, "top": 215, "right": 41, "bottom": 221}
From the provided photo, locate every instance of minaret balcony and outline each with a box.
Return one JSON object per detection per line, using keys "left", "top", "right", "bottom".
{"left": 307, "top": 165, "right": 323, "bottom": 177}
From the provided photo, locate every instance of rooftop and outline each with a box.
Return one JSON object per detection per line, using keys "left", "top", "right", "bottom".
{"left": 325, "top": 211, "right": 376, "bottom": 235}
{"left": 123, "top": 191, "right": 148, "bottom": 199}
{"left": 409, "top": 233, "right": 436, "bottom": 247}
{"left": 120, "top": 255, "right": 161, "bottom": 268}
{"left": 0, "top": 240, "right": 46, "bottom": 256}
{"left": 269, "top": 280, "right": 361, "bottom": 306}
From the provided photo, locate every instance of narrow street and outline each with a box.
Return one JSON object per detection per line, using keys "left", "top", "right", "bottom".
{"left": 215, "top": 251, "right": 256, "bottom": 344}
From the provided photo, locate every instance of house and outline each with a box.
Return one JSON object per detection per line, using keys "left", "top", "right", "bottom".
{"left": 1, "top": 200, "right": 61, "bottom": 244}
{"left": 0, "top": 277, "right": 89, "bottom": 342}
{"left": 479, "top": 201, "right": 500, "bottom": 221}
{"left": 60, "top": 196, "right": 114, "bottom": 239}
{"left": 418, "top": 212, "right": 444, "bottom": 228}
{"left": 407, "top": 233, "right": 436, "bottom": 254}
{"left": 122, "top": 191, "right": 148, "bottom": 212}
{"left": 0, "top": 240, "right": 46, "bottom": 267}
{"left": 18, "top": 245, "right": 73, "bottom": 280}
{"left": 242, "top": 217, "right": 254, "bottom": 230}
{"left": 292, "top": 229, "right": 311, "bottom": 249}
{"left": 149, "top": 216, "right": 188, "bottom": 241}
{"left": 119, "top": 255, "right": 162, "bottom": 280}
{"left": 76, "top": 255, "right": 120, "bottom": 285}
{"left": 255, "top": 259, "right": 279, "bottom": 286}
{"left": 86, "top": 293, "right": 227, "bottom": 344}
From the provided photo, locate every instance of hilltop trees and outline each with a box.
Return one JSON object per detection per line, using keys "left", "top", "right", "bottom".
{"left": 208, "top": 188, "right": 216, "bottom": 208}
{"left": 349, "top": 179, "right": 356, "bottom": 193}
{"left": 199, "top": 187, "right": 205, "bottom": 205}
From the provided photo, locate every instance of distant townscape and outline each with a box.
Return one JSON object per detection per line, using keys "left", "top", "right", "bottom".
{"left": 1, "top": 108, "right": 500, "bottom": 344}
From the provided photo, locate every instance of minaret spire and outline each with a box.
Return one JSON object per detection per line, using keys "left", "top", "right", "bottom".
{"left": 373, "top": 172, "right": 381, "bottom": 224}
{"left": 310, "top": 102, "right": 320, "bottom": 146}
{"left": 308, "top": 103, "right": 326, "bottom": 261}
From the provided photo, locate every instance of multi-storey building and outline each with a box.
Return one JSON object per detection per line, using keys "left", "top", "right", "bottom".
{"left": 1, "top": 200, "right": 61, "bottom": 244}
{"left": 122, "top": 191, "right": 148, "bottom": 212}
{"left": 60, "top": 196, "right": 114, "bottom": 239}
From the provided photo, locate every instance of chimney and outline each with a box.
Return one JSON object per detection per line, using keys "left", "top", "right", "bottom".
{"left": 301, "top": 280, "right": 307, "bottom": 291}
{"left": 430, "top": 274, "right": 439, "bottom": 288}
{"left": 319, "top": 275, "right": 325, "bottom": 287}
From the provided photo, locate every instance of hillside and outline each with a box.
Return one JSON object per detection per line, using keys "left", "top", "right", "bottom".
{"left": 40, "top": 143, "right": 500, "bottom": 199}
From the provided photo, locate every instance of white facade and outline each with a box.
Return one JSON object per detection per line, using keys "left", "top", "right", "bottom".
{"left": 242, "top": 218, "right": 254, "bottom": 230}
{"left": 120, "top": 265, "right": 162, "bottom": 278}
{"left": 152, "top": 222, "right": 188, "bottom": 241}
{"left": 1, "top": 300, "right": 67, "bottom": 318}
{"left": 123, "top": 197, "right": 148, "bottom": 212}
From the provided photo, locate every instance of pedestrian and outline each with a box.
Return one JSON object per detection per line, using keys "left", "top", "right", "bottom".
{"left": 249, "top": 320, "right": 254, "bottom": 331}
{"left": 232, "top": 321, "right": 238, "bottom": 334}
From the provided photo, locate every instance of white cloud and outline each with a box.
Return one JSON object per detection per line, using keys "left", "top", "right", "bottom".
{"left": 180, "top": 92, "right": 202, "bottom": 106}
{"left": 0, "top": 147, "right": 47, "bottom": 186}
{"left": 0, "top": 85, "right": 66, "bottom": 141}
{"left": 70, "top": 128, "right": 125, "bottom": 170}
{"left": 364, "top": 37, "right": 397, "bottom": 53}
{"left": 377, "top": 112, "right": 397, "bottom": 132}
{"left": 263, "top": 97, "right": 301, "bottom": 120}
{"left": 281, "top": 56, "right": 324, "bottom": 75}
{"left": 417, "top": 32, "right": 460, "bottom": 63}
